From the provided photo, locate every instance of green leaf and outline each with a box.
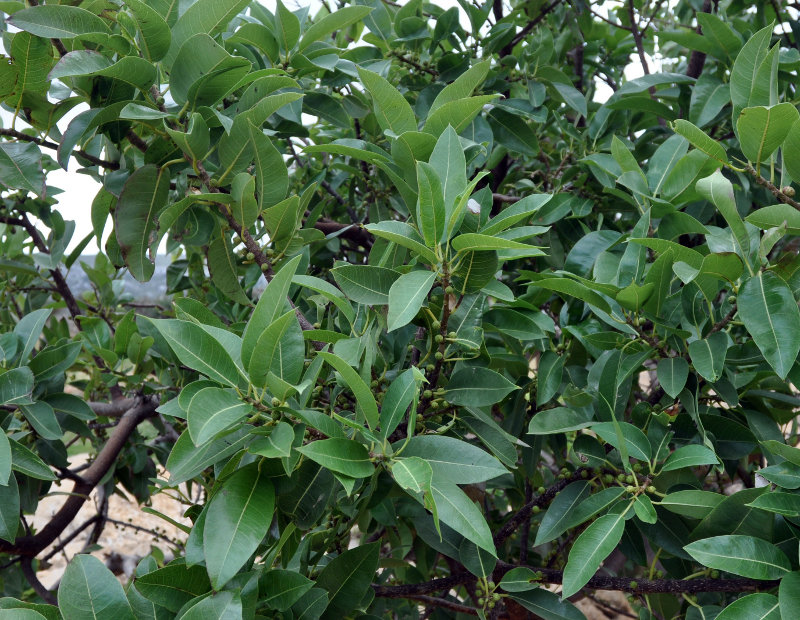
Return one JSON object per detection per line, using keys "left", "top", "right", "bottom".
{"left": 780, "top": 571, "right": 800, "bottom": 619}
{"left": 391, "top": 456, "right": 433, "bottom": 496}
{"left": 57, "top": 555, "right": 135, "bottom": 620}
{"left": 530, "top": 278, "right": 611, "bottom": 313}
{"left": 528, "top": 407, "right": 593, "bottom": 435}
{"left": 684, "top": 535, "right": 791, "bottom": 579}
{"left": 760, "top": 441, "right": 800, "bottom": 467}
{"left": 125, "top": 0, "right": 171, "bottom": 61}
{"left": 488, "top": 108, "right": 538, "bottom": 156}
{"left": 49, "top": 52, "right": 156, "bottom": 92}
{"left": 260, "top": 570, "right": 314, "bottom": 611}
{"left": 315, "top": 543, "right": 379, "bottom": 618}
{"left": 672, "top": 119, "right": 728, "bottom": 166}
{"left": 590, "top": 422, "right": 652, "bottom": 461}
{"left": 299, "top": 6, "right": 372, "bottom": 51}
{"left": 537, "top": 351, "right": 564, "bottom": 406}
{"left": 730, "top": 25, "right": 773, "bottom": 116}
{"left": 0, "top": 142, "right": 44, "bottom": 197}
{"left": 509, "top": 589, "right": 586, "bottom": 620}
{"left": 296, "top": 438, "right": 375, "bottom": 478}
{"left": 717, "top": 594, "right": 780, "bottom": 620}
{"left": 204, "top": 463, "right": 275, "bottom": 589}
{"left": 171, "top": 34, "right": 250, "bottom": 108}
{"left": 357, "top": 66, "right": 416, "bottom": 135}
{"left": 657, "top": 357, "right": 689, "bottom": 399}
{"left": 19, "top": 402, "right": 61, "bottom": 441}
{"left": 561, "top": 512, "right": 627, "bottom": 598}
{"left": 480, "top": 194, "right": 552, "bottom": 236}
{"left": 274, "top": 0, "right": 301, "bottom": 52}
{"left": 689, "top": 332, "right": 728, "bottom": 383}
{"left": 747, "top": 204, "right": 800, "bottom": 235}
{"left": 662, "top": 444, "right": 719, "bottom": 472}
{"left": 148, "top": 319, "right": 242, "bottom": 387}
{"left": 241, "top": 255, "right": 301, "bottom": 371}
{"left": 164, "top": 0, "right": 251, "bottom": 68}
{"left": 9, "top": 438, "right": 56, "bottom": 481}
{"left": 416, "top": 161, "right": 446, "bottom": 247}
{"left": 248, "top": 122, "right": 287, "bottom": 210}
{"left": 0, "top": 431, "right": 10, "bottom": 486}
{"left": 206, "top": 231, "right": 251, "bottom": 306}
{"left": 115, "top": 164, "right": 170, "bottom": 283}
{"left": 497, "top": 567, "right": 540, "bottom": 593}
{"left": 696, "top": 170, "right": 751, "bottom": 265}
{"left": 737, "top": 103, "right": 799, "bottom": 166}
{"left": 429, "top": 125, "right": 467, "bottom": 221}
{"left": 9, "top": 5, "right": 110, "bottom": 39}
{"left": 178, "top": 590, "right": 242, "bottom": 619}
{"left": 746, "top": 492, "right": 800, "bottom": 517}
{"left": 387, "top": 270, "right": 435, "bottom": 331}
{"left": 660, "top": 490, "right": 725, "bottom": 520}
{"left": 451, "top": 233, "right": 544, "bottom": 256}
{"left": 0, "top": 367, "right": 34, "bottom": 406}
{"left": 758, "top": 462, "right": 800, "bottom": 488}
{"left": 429, "top": 60, "right": 490, "bottom": 116}
{"left": 247, "top": 310, "right": 304, "bottom": 389}
{"left": 0, "top": 473, "right": 19, "bottom": 543}
{"left": 535, "top": 481, "right": 591, "bottom": 546}
{"left": 400, "top": 435, "right": 507, "bottom": 484}
{"left": 331, "top": 264, "right": 400, "bottom": 305}
{"left": 364, "top": 221, "right": 438, "bottom": 264}
{"left": 380, "top": 369, "right": 418, "bottom": 439}
{"left": 133, "top": 564, "right": 211, "bottom": 612}
{"left": 431, "top": 479, "right": 495, "bottom": 554}
{"left": 738, "top": 271, "right": 800, "bottom": 379}
{"left": 249, "top": 421, "right": 295, "bottom": 459}
{"left": 445, "top": 367, "right": 519, "bottom": 407}
{"left": 423, "top": 95, "right": 499, "bottom": 137}
{"left": 783, "top": 119, "right": 800, "bottom": 182}
{"left": 187, "top": 387, "right": 251, "bottom": 446}
{"left": 633, "top": 494, "right": 658, "bottom": 524}
{"left": 318, "top": 352, "right": 379, "bottom": 429}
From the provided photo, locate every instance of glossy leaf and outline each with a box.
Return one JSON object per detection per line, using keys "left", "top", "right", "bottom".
{"left": 684, "top": 535, "right": 791, "bottom": 579}
{"left": 738, "top": 271, "right": 800, "bottom": 379}
{"left": 561, "top": 512, "right": 627, "bottom": 598}
{"left": 57, "top": 555, "right": 135, "bottom": 620}
{"left": 445, "top": 367, "right": 519, "bottom": 407}
{"left": 296, "top": 438, "right": 375, "bottom": 478}
{"left": 662, "top": 444, "right": 719, "bottom": 471}
{"left": 737, "top": 103, "right": 799, "bottom": 166}
{"left": 387, "top": 270, "right": 435, "bottom": 331}
{"left": 204, "top": 463, "right": 275, "bottom": 589}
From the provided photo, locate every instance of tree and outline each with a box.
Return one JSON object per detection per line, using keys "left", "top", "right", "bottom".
{"left": 0, "top": 0, "right": 799, "bottom": 617}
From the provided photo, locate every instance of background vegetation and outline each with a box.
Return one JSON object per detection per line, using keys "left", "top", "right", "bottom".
{"left": 1, "top": 0, "right": 800, "bottom": 618}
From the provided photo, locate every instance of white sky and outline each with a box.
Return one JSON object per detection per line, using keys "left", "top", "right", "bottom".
{"left": 0, "top": 0, "right": 647, "bottom": 253}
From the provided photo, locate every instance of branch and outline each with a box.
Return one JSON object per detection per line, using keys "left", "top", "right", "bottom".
{"left": 494, "top": 468, "right": 588, "bottom": 546}
{"left": 0, "top": 396, "right": 159, "bottom": 557}
{"left": 372, "top": 590, "right": 477, "bottom": 615}
{"left": 508, "top": 0, "right": 562, "bottom": 49}
{"left": 746, "top": 164, "right": 800, "bottom": 211}
{"left": 709, "top": 305, "right": 736, "bottom": 334}
{"left": 687, "top": 0, "right": 712, "bottom": 79}
{"left": 21, "top": 557, "right": 56, "bottom": 605}
{"left": 0, "top": 128, "right": 119, "bottom": 169}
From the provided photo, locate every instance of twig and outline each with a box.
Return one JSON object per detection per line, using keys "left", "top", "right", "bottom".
{"left": 0, "top": 396, "right": 159, "bottom": 557}
{"left": 21, "top": 557, "right": 56, "bottom": 605}
{"left": 747, "top": 164, "right": 800, "bottom": 211}
{"left": 0, "top": 128, "right": 119, "bottom": 169}
{"left": 508, "top": 0, "right": 562, "bottom": 48}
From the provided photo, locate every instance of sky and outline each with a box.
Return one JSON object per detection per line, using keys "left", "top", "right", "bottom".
{"left": 0, "top": 0, "right": 647, "bottom": 253}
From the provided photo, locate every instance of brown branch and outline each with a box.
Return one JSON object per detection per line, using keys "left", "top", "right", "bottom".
{"left": 314, "top": 218, "right": 373, "bottom": 247}
{"left": 494, "top": 469, "right": 588, "bottom": 545}
{"left": 747, "top": 164, "right": 800, "bottom": 211}
{"left": 372, "top": 591, "right": 477, "bottom": 615}
{"left": 90, "top": 398, "right": 140, "bottom": 418}
{"left": 0, "top": 396, "right": 159, "bottom": 557}
{"left": 508, "top": 0, "right": 562, "bottom": 49}
{"left": 687, "top": 0, "right": 712, "bottom": 79}
{"left": 21, "top": 557, "right": 56, "bottom": 604}
{"left": 26, "top": 0, "right": 67, "bottom": 57}
{"left": 709, "top": 305, "right": 736, "bottom": 334}
{"left": 0, "top": 128, "right": 119, "bottom": 169}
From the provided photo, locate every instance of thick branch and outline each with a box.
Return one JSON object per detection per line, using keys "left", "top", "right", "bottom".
{"left": 0, "top": 396, "right": 159, "bottom": 557}
{"left": 686, "top": 1, "right": 712, "bottom": 79}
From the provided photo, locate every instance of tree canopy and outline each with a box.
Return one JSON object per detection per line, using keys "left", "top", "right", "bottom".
{"left": 1, "top": 0, "right": 800, "bottom": 618}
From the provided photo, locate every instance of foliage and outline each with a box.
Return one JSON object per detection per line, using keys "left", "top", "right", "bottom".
{"left": 1, "top": 0, "right": 800, "bottom": 618}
